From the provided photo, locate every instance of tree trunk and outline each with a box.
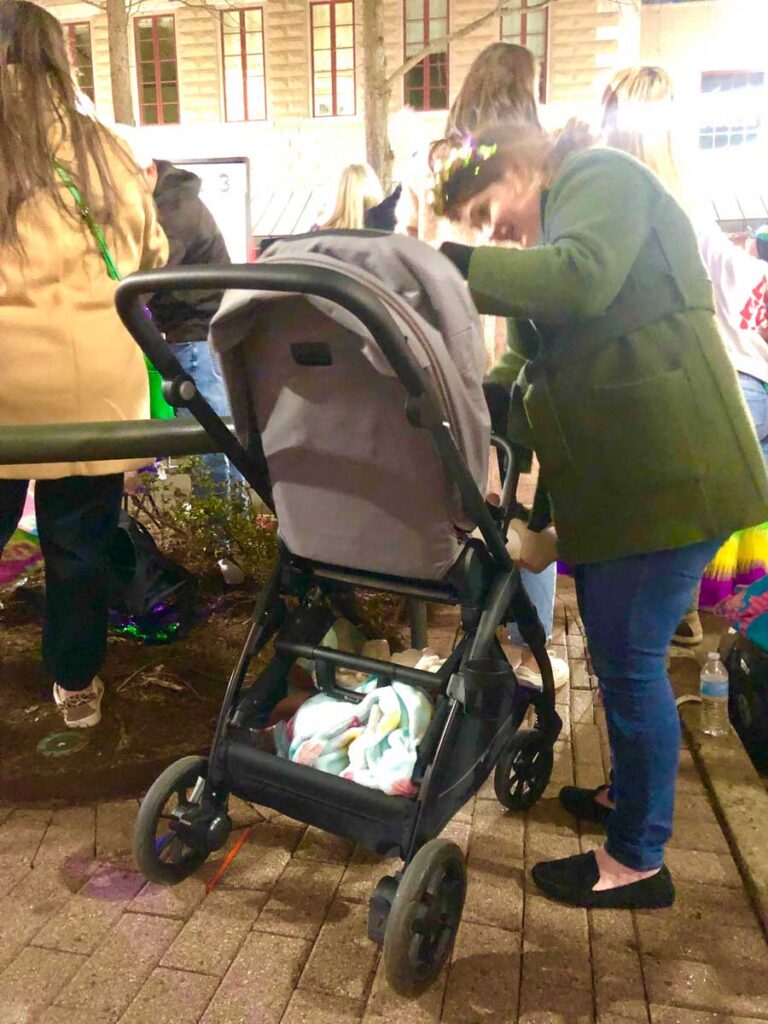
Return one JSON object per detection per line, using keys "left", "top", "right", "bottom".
{"left": 106, "top": 0, "right": 134, "bottom": 125}
{"left": 361, "top": 0, "right": 392, "bottom": 188}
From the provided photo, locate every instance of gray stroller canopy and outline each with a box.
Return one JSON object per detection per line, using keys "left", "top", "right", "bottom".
{"left": 210, "top": 233, "right": 490, "bottom": 581}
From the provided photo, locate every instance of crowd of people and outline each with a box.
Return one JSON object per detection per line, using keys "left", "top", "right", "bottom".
{"left": 1, "top": 0, "right": 768, "bottom": 913}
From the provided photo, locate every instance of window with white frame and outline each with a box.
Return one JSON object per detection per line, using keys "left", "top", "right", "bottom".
{"left": 699, "top": 71, "right": 765, "bottom": 150}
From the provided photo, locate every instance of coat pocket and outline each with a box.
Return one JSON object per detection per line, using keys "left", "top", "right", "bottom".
{"left": 524, "top": 376, "right": 573, "bottom": 477}
{"left": 591, "top": 368, "right": 704, "bottom": 492}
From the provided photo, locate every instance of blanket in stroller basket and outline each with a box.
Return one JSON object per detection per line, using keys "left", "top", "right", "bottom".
{"left": 273, "top": 652, "right": 443, "bottom": 796}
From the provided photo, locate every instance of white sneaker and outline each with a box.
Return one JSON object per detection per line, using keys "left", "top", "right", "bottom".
{"left": 53, "top": 677, "right": 104, "bottom": 728}
{"left": 516, "top": 654, "right": 570, "bottom": 691}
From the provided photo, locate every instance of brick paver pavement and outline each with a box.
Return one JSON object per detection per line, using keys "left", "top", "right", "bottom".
{"left": 2, "top": 580, "right": 767, "bottom": 1023}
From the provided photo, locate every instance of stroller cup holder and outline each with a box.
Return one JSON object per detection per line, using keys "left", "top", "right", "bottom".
{"left": 450, "top": 659, "right": 516, "bottom": 719}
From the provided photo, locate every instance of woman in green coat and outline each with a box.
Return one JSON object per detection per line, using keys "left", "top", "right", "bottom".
{"left": 435, "top": 124, "right": 768, "bottom": 910}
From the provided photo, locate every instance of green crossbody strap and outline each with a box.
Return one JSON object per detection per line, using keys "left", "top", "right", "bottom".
{"left": 54, "top": 162, "right": 175, "bottom": 421}
{"left": 54, "top": 162, "right": 121, "bottom": 281}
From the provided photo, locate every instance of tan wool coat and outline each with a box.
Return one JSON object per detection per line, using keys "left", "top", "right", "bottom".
{"left": 0, "top": 127, "right": 169, "bottom": 480}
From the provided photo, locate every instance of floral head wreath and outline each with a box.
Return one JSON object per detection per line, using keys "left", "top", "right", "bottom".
{"left": 429, "top": 140, "right": 499, "bottom": 217}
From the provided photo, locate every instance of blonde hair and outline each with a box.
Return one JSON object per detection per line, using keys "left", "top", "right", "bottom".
{"left": 600, "top": 66, "right": 680, "bottom": 192}
{"left": 318, "top": 163, "right": 384, "bottom": 231}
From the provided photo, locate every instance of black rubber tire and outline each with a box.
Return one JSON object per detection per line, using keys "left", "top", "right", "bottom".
{"left": 383, "top": 839, "right": 466, "bottom": 997}
{"left": 494, "top": 729, "right": 554, "bottom": 812}
{"left": 133, "top": 755, "right": 211, "bottom": 885}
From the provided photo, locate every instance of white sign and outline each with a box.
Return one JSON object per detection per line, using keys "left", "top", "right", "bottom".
{"left": 176, "top": 158, "right": 251, "bottom": 263}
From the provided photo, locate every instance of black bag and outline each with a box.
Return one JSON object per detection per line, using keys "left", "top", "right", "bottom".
{"left": 721, "top": 631, "right": 768, "bottom": 770}
{"left": 107, "top": 511, "right": 197, "bottom": 644}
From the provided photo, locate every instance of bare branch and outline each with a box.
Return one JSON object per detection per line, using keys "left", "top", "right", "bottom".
{"left": 386, "top": 0, "right": 637, "bottom": 85}
{"left": 388, "top": 0, "right": 555, "bottom": 85}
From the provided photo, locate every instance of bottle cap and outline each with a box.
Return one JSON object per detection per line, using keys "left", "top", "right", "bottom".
{"left": 707, "top": 651, "right": 719, "bottom": 660}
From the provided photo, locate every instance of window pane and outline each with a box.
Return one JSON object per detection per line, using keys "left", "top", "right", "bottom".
{"left": 406, "top": 22, "right": 424, "bottom": 47}
{"left": 157, "top": 17, "right": 174, "bottom": 36}
{"left": 526, "top": 10, "right": 546, "bottom": 33}
{"left": 139, "top": 39, "right": 154, "bottom": 61}
{"left": 313, "top": 26, "right": 331, "bottom": 49}
{"left": 430, "top": 17, "right": 447, "bottom": 38}
{"left": 163, "top": 103, "right": 179, "bottom": 124}
{"left": 336, "top": 25, "right": 353, "bottom": 47}
{"left": 406, "top": 0, "right": 422, "bottom": 19}
{"left": 245, "top": 9, "right": 262, "bottom": 34}
{"left": 502, "top": 11, "right": 521, "bottom": 38}
{"left": 313, "top": 4, "right": 330, "bottom": 27}
{"left": 406, "top": 63, "right": 424, "bottom": 89}
{"left": 432, "top": 0, "right": 447, "bottom": 16}
{"left": 225, "top": 68, "right": 245, "bottom": 120}
{"left": 222, "top": 11, "right": 239, "bottom": 32}
{"left": 161, "top": 83, "right": 178, "bottom": 104}
{"left": 336, "top": 72, "right": 355, "bottom": 114}
{"left": 224, "top": 31, "right": 241, "bottom": 56}
{"left": 336, "top": 47, "right": 353, "bottom": 71}
{"left": 143, "top": 105, "right": 159, "bottom": 125}
{"left": 336, "top": 3, "right": 353, "bottom": 25}
{"left": 314, "top": 49, "right": 331, "bottom": 72}
{"left": 142, "top": 84, "right": 157, "bottom": 104}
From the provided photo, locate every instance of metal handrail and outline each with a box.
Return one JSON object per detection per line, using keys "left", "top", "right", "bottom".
{"left": 0, "top": 418, "right": 231, "bottom": 465}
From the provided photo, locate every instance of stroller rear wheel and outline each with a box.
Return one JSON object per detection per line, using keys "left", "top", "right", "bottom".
{"left": 494, "top": 729, "right": 553, "bottom": 812}
{"left": 134, "top": 755, "right": 225, "bottom": 885}
{"left": 383, "top": 838, "right": 466, "bottom": 996}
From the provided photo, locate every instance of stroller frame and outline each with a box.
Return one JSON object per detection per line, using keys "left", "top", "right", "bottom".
{"left": 117, "top": 261, "right": 562, "bottom": 995}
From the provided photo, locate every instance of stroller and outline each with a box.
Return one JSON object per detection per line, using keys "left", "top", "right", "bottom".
{"left": 118, "top": 232, "right": 562, "bottom": 995}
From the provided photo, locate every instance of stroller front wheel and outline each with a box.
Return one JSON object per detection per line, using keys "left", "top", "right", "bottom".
{"left": 134, "top": 755, "right": 222, "bottom": 885}
{"left": 383, "top": 838, "right": 466, "bottom": 997}
{"left": 494, "top": 729, "right": 553, "bottom": 812}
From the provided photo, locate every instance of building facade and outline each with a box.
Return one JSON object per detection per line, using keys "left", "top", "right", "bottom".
{"left": 43, "top": 0, "right": 766, "bottom": 239}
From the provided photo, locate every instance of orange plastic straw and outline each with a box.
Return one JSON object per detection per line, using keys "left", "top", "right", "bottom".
{"left": 205, "top": 826, "right": 252, "bottom": 893}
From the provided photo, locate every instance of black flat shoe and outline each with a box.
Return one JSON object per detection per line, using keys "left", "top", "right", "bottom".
{"left": 559, "top": 785, "right": 614, "bottom": 826}
{"left": 532, "top": 851, "right": 675, "bottom": 909}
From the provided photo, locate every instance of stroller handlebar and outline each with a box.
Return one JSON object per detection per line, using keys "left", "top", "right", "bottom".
{"left": 115, "top": 263, "right": 429, "bottom": 400}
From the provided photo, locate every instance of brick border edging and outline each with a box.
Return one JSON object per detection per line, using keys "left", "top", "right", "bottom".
{"left": 681, "top": 705, "right": 768, "bottom": 936}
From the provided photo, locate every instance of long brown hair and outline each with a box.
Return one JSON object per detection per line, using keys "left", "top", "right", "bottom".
{"left": 429, "top": 42, "right": 541, "bottom": 173}
{"left": 0, "top": 0, "right": 126, "bottom": 250}
{"left": 436, "top": 121, "right": 592, "bottom": 222}
{"left": 600, "top": 66, "right": 680, "bottom": 192}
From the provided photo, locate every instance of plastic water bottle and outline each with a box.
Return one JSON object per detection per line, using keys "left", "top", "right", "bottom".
{"left": 699, "top": 652, "right": 730, "bottom": 737}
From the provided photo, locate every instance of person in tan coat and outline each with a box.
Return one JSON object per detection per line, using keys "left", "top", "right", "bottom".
{"left": 0, "top": 0, "right": 168, "bottom": 727}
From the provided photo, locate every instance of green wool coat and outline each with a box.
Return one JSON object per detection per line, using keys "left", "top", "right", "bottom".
{"left": 468, "top": 147, "right": 768, "bottom": 566}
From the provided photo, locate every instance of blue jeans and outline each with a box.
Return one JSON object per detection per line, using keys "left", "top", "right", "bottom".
{"left": 738, "top": 372, "right": 768, "bottom": 465}
{"left": 508, "top": 563, "right": 556, "bottom": 645}
{"left": 173, "top": 341, "right": 240, "bottom": 495}
{"left": 575, "top": 538, "right": 721, "bottom": 871}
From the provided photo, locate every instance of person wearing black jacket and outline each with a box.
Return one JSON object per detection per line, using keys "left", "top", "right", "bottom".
{"left": 148, "top": 159, "right": 236, "bottom": 493}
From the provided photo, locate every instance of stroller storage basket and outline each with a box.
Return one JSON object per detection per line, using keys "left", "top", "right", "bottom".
{"left": 118, "top": 237, "right": 562, "bottom": 998}
{"left": 224, "top": 742, "right": 417, "bottom": 856}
